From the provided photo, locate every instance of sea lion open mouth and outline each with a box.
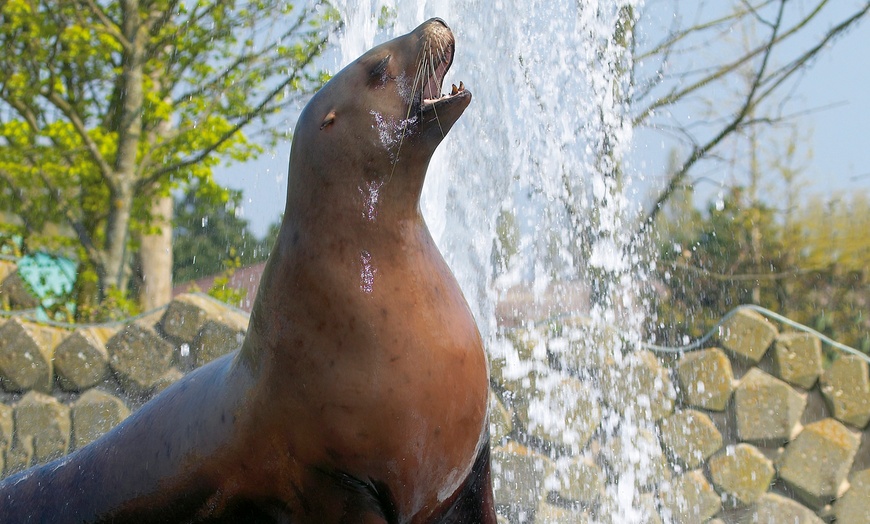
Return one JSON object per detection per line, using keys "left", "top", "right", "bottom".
{"left": 415, "top": 25, "right": 470, "bottom": 114}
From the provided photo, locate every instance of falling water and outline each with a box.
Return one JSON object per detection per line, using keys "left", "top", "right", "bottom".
{"left": 331, "top": 1, "right": 656, "bottom": 521}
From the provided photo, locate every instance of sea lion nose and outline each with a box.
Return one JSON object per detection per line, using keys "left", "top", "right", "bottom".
{"left": 427, "top": 17, "right": 450, "bottom": 30}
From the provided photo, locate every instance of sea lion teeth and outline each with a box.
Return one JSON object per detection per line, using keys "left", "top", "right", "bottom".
{"left": 451, "top": 83, "right": 459, "bottom": 95}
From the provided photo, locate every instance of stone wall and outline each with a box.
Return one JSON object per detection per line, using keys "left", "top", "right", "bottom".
{"left": 0, "top": 293, "right": 248, "bottom": 476}
{"left": 0, "top": 275, "right": 867, "bottom": 523}
{"left": 489, "top": 308, "right": 870, "bottom": 523}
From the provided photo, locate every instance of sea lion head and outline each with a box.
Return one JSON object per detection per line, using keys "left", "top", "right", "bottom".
{"left": 286, "top": 18, "right": 471, "bottom": 213}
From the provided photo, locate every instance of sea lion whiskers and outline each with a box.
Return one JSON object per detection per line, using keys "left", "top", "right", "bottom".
{"left": 386, "top": 41, "right": 429, "bottom": 184}
{"left": 427, "top": 44, "right": 447, "bottom": 138}
{"left": 388, "top": 27, "right": 460, "bottom": 178}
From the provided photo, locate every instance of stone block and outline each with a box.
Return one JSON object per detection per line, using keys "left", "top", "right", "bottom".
{"left": 5, "top": 437, "right": 34, "bottom": 475}
{"left": 635, "top": 492, "right": 664, "bottom": 524}
{"left": 534, "top": 501, "right": 588, "bottom": 524}
{"left": 602, "top": 425, "right": 669, "bottom": 491}
{"left": 489, "top": 332, "right": 540, "bottom": 396}
{"left": 160, "top": 293, "right": 245, "bottom": 344}
{"left": 659, "top": 409, "right": 723, "bottom": 470}
{"left": 772, "top": 332, "right": 823, "bottom": 390}
{"left": 71, "top": 389, "right": 130, "bottom": 449}
{"left": 14, "top": 391, "right": 71, "bottom": 465}
{"left": 0, "top": 403, "right": 12, "bottom": 474}
{"left": 551, "top": 455, "right": 604, "bottom": 505}
{"left": 719, "top": 309, "right": 777, "bottom": 363}
{"left": 497, "top": 367, "right": 542, "bottom": 412}
{"left": 676, "top": 347, "right": 734, "bottom": 411}
{"left": 708, "top": 443, "right": 774, "bottom": 505}
{"left": 593, "top": 490, "right": 664, "bottom": 524}
{"left": 820, "top": 355, "right": 870, "bottom": 429}
{"left": 503, "top": 328, "right": 542, "bottom": 363}
{"left": 735, "top": 368, "right": 805, "bottom": 444}
{"left": 516, "top": 374, "right": 600, "bottom": 452}
{"left": 489, "top": 392, "right": 513, "bottom": 444}
{"left": 488, "top": 353, "right": 509, "bottom": 393}
{"left": 546, "top": 319, "right": 622, "bottom": 375}
{"left": 492, "top": 442, "right": 552, "bottom": 511}
{"left": 54, "top": 327, "right": 113, "bottom": 391}
{"left": 601, "top": 349, "right": 675, "bottom": 422}
{"left": 107, "top": 323, "right": 174, "bottom": 392}
{"left": 0, "top": 271, "right": 40, "bottom": 309}
{"left": 152, "top": 367, "right": 185, "bottom": 393}
{"left": 777, "top": 418, "right": 860, "bottom": 509}
{"left": 0, "top": 318, "right": 64, "bottom": 392}
{"left": 658, "top": 470, "right": 721, "bottom": 524}
{"left": 192, "top": 318, "right": 246, "bottom": 367}
{"left": 833, "top": 468, "right": 870, "bottom": 524}
{"left": 749, "top": 493, "right": 824, "bottom": 524}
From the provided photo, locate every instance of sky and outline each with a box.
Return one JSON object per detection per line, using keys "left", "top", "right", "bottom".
{"left": 788, "top": 15, "right": 870, "bottom": 190}
{"left": 215, "top": 2, "right": 870, "bottom": 237}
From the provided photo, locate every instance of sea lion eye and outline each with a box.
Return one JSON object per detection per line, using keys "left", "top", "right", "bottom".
{"left": 370, "top": 55, "right": 391, "bottom": 82}
{"left": 320, "top": 110, "right": 336, "bottom": 130}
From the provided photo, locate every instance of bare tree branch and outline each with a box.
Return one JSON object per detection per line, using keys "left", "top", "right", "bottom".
{"left": 638, "top": 0, "right": 787, "bottom": 235}
{"left": 636, "top": 0, "right": 870, "bottom": 236}
{"left": 168, "top": 5, "right": 319, "bottom": 107}
{"left": 633, "top": 0, "right": 828, "bottom": 128}
{"left": 755, "top": 3, "right": 870, "bottom": 104}
{"left": 636, "top": 0, "right": 778, "bottom": 62}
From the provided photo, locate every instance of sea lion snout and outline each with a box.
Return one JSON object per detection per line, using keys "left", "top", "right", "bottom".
{"left": 417, "top": 17, "right": 454, "bottom": 50}
{"left": 426, "top": 17, "right": 450, "bottom": 30}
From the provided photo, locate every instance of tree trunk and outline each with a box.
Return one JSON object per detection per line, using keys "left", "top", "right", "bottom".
{"left": 138, "top": 195, "right": 174, "bottom": 310}
{"left": 102, "top": 0, "right": 145, "bottom": 296}
{"left": 103, "top": 181, "right": 135, "bottom": 296}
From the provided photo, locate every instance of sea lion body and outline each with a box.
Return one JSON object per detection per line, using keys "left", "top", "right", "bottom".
{"left": 0, "top": 19, "right": 495, "bottom": 524}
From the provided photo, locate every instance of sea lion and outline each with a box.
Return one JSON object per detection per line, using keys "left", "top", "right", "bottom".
{"left": 0, "top": 18, "right": 496, "bottom": 524}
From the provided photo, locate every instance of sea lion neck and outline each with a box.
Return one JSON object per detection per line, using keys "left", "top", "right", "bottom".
{"left": 283, "top": 153, "right": 431, "bottom": 230}
{"left": 239, "top": 156, "right": 436, "bottom": 369}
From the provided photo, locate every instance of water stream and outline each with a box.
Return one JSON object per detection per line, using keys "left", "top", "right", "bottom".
{"left": 331, "top": 1, "right": 654, "bottom": 521}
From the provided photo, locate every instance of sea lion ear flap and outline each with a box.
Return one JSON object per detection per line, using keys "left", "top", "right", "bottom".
{"left": 320, "top": 110, "right": 336, "bottom": 130}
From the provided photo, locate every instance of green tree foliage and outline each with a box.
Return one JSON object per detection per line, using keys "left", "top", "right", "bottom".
{"left": 172, "top": 185, "right": 268, "bottom": 284}
{"left": 0, "top": 0, "right": 335, "bottom": 319}
{"left": 655, "top": 190, "right": 870, "bottom": 355}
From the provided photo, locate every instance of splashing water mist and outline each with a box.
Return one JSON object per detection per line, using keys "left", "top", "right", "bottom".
{"left": 331, "top": 1, "right": 660, "bottom": 522}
